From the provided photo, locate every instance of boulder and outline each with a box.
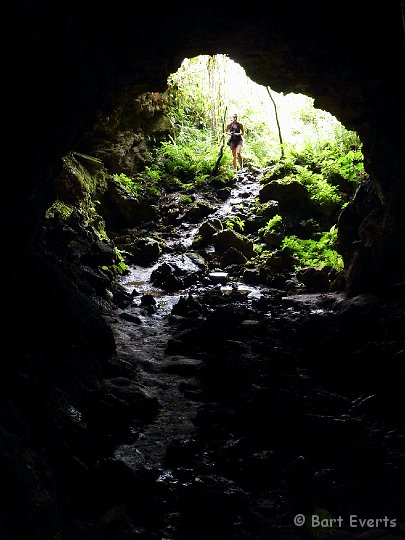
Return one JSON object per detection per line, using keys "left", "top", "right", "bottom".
{"left": 213, "top": 229, "right": 255, "bottom": 259}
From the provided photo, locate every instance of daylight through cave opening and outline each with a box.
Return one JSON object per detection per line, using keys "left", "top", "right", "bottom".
{"left": 45, "top": 53, "right": 366, "bottom": 293}
{"left": 158, "top": 53, "right": 365, "bottom": 275}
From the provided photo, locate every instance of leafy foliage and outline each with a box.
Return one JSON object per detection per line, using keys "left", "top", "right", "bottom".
{"left": 225, "top": 215, "right": 245, "bottom": 233}
{"left": 157, "top": 131, "right": 221, "bottom": 179}
{"left": 257, "top": 214, "right": 285, "bottom": 248}
{"left": 101, "top": 249, "right": 129, "bottom": 277}
{"left": 281, "top": 226, "right": 343, "bottom": 270}
{"left": 112, "top": 172, "right": 161, "bottom": 199}
{"left": 293, "top": 166, "right": 342, "bottom": 208}
{"left": 258, "top": 214, "right": 283, "bottom": 236}
{"left": 45, "top": 200, "right": 75, "bottom": 220}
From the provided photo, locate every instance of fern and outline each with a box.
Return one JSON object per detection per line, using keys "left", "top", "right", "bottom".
{"left": 225, "top": 215, "right": 245, "bottom": 232}
{"left": 281, "top": 226, "right": 343, "bottom": 270}
{"left": 112, "top": 173, "right": 142, "bottom": 198}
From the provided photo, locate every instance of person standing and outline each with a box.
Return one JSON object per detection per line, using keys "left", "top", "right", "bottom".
{"left": 226, "top": 113, "right": 244, "bottom": 170}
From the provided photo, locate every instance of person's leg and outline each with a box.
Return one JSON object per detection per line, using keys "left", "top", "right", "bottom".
{"left": 236, "top": 144, "right": 243, "bottom": 169}
{"left": 231, "top": 145, "right": 237, "bottom": 169}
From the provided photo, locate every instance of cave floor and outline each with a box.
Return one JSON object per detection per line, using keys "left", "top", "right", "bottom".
{"left": 99, "top": 170, "right": 405, "bottom": 540}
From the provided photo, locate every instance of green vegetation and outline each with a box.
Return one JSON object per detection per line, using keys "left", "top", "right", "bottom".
{"left": 281, "top": 226, "right": 343, "bottom": 270}
{"left": 225, "top": 215, "right": 245, "bottom": 233}
{"left": 44, "top": 153, "right": 127, "bottom": 279}
{"left": 257, "top": 214, "right": 284, "bottom": 249}
{"left": 113, "top": 172, "right": 161, "bottom": 199}
{"left": 101, "top": 247, "right": 129, "bottom": 277}
{"left": 258, "top": 214, "right": 283, "bottom": 235}
{"left": 45, "top": 200, "right": 75, "bottom": 220}
{"left": 252, "top": 226, "right": 343, "bottom": 271}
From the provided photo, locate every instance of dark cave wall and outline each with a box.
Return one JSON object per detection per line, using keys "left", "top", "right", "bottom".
{"left": 78, "top": 88, "right": 171, "bottom": 176}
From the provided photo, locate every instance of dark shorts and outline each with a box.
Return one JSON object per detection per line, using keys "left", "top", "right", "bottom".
{"left": 230, "top": 139, "right": 243, "bottom": 149}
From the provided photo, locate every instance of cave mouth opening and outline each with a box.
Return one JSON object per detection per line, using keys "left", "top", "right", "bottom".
{"left": 142, "top": 52, "right": 366, "bottom": 276}
{"left": 45, "top": 53, "right": 368, "bottom": 295}
{"left": 166, "top": 53, "right": 362, "bottom": 168}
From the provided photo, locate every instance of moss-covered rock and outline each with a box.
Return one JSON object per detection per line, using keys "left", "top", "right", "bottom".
{"left": 213, "top": 229, "right": 255, "bottom": 259}
{"left": 259, "top": 179, "right": 311, "bottom": 210}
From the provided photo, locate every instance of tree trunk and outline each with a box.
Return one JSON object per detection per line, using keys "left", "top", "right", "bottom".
{"left": 267, "top": 86, "right": 285, "bottom": 159}
{"left": 212, "top": 107, "right": 228, "bottom": 175}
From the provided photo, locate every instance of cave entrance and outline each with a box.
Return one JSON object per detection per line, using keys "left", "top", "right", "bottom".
{"left": 166, "top": 54, "right": 362, "bottom": 167}
{"left": 45, "top": 53, "right": 366, "bottom": 294}
{"left": 157, "top": 53, "right": 366, "bottom": 278}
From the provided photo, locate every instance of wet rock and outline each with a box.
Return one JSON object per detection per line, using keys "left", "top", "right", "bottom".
{"left": 151, "top": 261, "right": 173, "bottom": 282}
{"left": 168, "top": 207, "right": 184, "bottom": 225}
{"left": 256, "top": 199, "right": 280, "bottom": 219}
{"left": 329, "top": 268, "right": 346, "bottom": 291}
{"left": 184, "top": 200, "right": 214, "bottom": 222}
{"left": 213, "top": 229, "right": 255, "bottom": 259}
{"left": 184, "top": 251, "right": 207, "bottom": 269}
{"left": 102, "top": 180, "right": 159, "bottom": 227}
{"left": 244, "top": 207, "right": 279, "bottom": 234}
{"left": 238, "top": 450, "right": 281, "bottom": 491}
{"left": 259, "top": 179, "right": 311, "bottom": 212}
{"left": 104, "top": 356, "right": 137, "bottom": 378}
{"left": 266, "top": 247, "right": 299, "bottom": 272}
{"left": 244, "top": 265, "right": 275, "bottom": 286}
{"left": 79, "top": 265, "right": 112, "bottom": 295}
{"left": 216, "top": 186, "right": 232, "bottom": 200}
{"left": 111, "top": 282, "right": 134, "bottom": 307}
{"left": 208, "top": 271, "right": 229, "bottom": 284}
{"left": 119, "top": 311, "right": 142, "bottom": 324}
{"left": 151, "top": 260, "right": 202, "bottom": 291}
{"left": 151, "top": 263, "right": 183, "bottom": 291}
{"left": 210, "top": 217, "right": 223, "bottom": 230}
{"left": 260, "top": 230, "right": 284, "bottom": 250}
{"left": 163, "top": 273, "right": 184, "bottom": 292}
{"left": 70, "top": 237, "right": 118, "bottom": 267}
{"left": 84, "top": 457, "right": 139, "bottom": 512}
{"left": 241, "top": 319, "right": 261, "bottom": 330}
{"left": 171, "top": 294, "right": 204, "bottom": 317}
{"left": 198, "top": 221, "right": 218, "bottom": 242}
{"left": 242, "top": 267, "right": 262, "bottom": 284}
{"left": 164, "top": 437, "right": 200, "bottom": 467}
{"left": 296, "top": 218, "right": 321, "bottom": 239}
{"left": 87, "top": 377, "right": 160, "bottom": 432}
{"left": 177, "top": 474, "right": 248, "bottom": 533}
{"left": 220, "top": 246, "right": 247, "bottom": 267}
{"left": 165, "top": 338, "right": 187, "bottom": 355}
{"left": 142, "top": 304, "right": 157, "bottom": 315}
{"left": 140, "top": 294, "right": 156, "bottom": 306}
{"left": 126, "top": 237, "right": 162, "bottom": 265}
{"left": 161, "top": 357, "right": 204, "bottom": 376}
{"left": 296, "top": 266, "right": 330, "bottom": 292}
{"left": 269, "top": 273, "right": 288, "bottom": 288}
